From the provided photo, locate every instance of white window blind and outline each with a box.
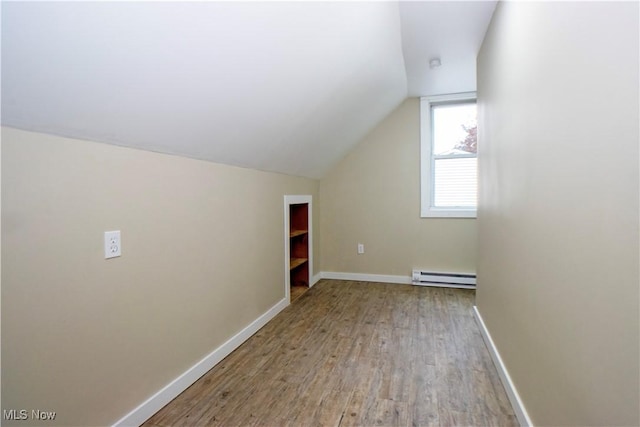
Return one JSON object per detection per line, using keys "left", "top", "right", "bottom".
{"left": 433, "top": 157, "right": 477, "bottom": 207}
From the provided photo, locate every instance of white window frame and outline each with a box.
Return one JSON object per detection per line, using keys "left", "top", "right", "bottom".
{"left": 420, "top": 92, "right": 477, "bottom": 218}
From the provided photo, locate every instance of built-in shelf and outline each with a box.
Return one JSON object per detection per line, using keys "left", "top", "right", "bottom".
{"left": 289, "top": 202, "right": 309, "bottom": 288}
{"left": 290, "top": 229, "right": 308, "bottom": 238}
{"left": 290, "top": 258, "right": 308, "bottom": 270}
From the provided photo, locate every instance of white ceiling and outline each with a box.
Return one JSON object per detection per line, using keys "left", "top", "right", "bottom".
{"left": 1, "top": 1, "right": 496, "bottom": 179}
{"left": 400, "top": 1, "right": 497, "bottom": 96}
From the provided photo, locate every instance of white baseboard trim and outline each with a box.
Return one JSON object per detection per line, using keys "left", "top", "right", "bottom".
{"left": 473, "top": 306, "right": 533, "bottom": 427}
{"left": 321, "top": 271, "right": 412, "bottom": 285}
{"left": 319, "top": 272, "right": 473, "bottom": 289}
{"left": 412, "top": 282, "right": 476, "bottom": 290}
{"left": 311, "top": 273, "right": 322, "bottom": 287}
{"left": 112, "top": 298, "right": 289, "bottom": 427}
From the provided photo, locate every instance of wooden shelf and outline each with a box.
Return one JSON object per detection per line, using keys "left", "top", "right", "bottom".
{"left": 290, "top": 229, "right": 308, "bottom": 238}
{"left": 289, "top": 202, "right": 309, "bottom": 288}
{"left": 290, "top": 258, "right": 308, "bottom": 270}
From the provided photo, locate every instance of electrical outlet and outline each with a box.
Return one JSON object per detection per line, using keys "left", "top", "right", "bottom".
{"left": 357, "top": 243, "right": 364, "bottom": 254}
{"left": 104, "top": 230, "right": 121, "bottom": 259}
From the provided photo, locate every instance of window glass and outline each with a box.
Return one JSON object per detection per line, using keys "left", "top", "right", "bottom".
{"left": 432, "top": 103, "right": 477, "bottom": 155}
{"left": 420, "top": 93, "right": 477, "bottom": 218}
{"left": 432, "top": 102, "right": 477, "bottom": 209}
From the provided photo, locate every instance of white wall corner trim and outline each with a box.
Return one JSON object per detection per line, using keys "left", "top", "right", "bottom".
{"left": 311, "top": 273, "right": 322, "bottom": 287}
{"left": 321, "top": 271, "right": 412, "bottom": 285}
{"left": 112, "top": 298, "right": 289, "bottom": 427}
{"left": 473, "top": 306, "right": 534, "bottom": 427}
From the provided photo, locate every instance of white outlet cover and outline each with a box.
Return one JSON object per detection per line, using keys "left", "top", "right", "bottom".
{"left": 358, "top": 243, "right": 364, "bottom": 254}
{"left": 104, "top": 230, "right": 121, "bottom": 259}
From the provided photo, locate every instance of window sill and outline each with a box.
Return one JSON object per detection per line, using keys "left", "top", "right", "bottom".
{"left": 421, "top": 208, "right": 477, "bottom": 218}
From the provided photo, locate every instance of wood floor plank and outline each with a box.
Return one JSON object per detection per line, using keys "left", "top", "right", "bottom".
{"left": 336, "top": 354, "right": 387, "bottom": 427}
{"left": 408, "top": 363, "right": 439, "bottom": 427}
{"left": 142, "top": 280, "right": 518, "bottom": 427}
{"left": 364, "top": 399, "right": 409, "bottom": 427}
{"left": 309, "top": 389, "right": 352, "bottom": 427}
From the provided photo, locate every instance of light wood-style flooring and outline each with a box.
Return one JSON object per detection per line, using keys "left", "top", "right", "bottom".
{"left": 143, "top": 279, "right": 517, "bottom": 427}
{"left": 290, "top": 284, "right": 309, "bottom": 302}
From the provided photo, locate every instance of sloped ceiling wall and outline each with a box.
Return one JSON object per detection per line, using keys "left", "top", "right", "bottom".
{"left": 1, "top": 2, "right": 407, "bottom": 178}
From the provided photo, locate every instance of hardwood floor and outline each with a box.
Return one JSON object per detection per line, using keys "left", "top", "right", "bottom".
{"left": 143, "top": 280, "right": 517, "bottom": 427}
{"left": 290, "top": 285, "right": 309, "bottom": 302}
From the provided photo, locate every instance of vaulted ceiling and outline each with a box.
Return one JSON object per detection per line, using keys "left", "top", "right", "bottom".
{"left": 1, "top": 1, "right": 496, "bottom": 179}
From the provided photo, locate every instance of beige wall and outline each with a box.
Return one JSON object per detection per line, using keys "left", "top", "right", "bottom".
{"left": 476, "top": 2, "right": 639, "bottom": 426}
{"left": 0, "top": 136, "right": 2, "bottom": 413}
{"left": 320, "top": 98, "right": 476, "bottom": 276}
{"left": 1, "top": 127, "right": 319, "bottom": 426}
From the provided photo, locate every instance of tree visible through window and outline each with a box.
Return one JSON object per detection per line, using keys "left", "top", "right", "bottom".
{"left": 456, "top": 122, "right": 477, "bottom": 154}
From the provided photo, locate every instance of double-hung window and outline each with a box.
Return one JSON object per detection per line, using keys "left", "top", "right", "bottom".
{"left": 420, "top": 92, "right": 477, "bottom": 218}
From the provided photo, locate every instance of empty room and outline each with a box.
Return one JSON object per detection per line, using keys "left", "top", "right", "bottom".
{"left": 1, "top": 1, "right": 638, "bottom": 426}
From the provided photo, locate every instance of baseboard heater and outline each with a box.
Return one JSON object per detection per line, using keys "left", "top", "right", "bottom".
{"left": 411, "top": 270, "right": 476, "bottom": 289}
